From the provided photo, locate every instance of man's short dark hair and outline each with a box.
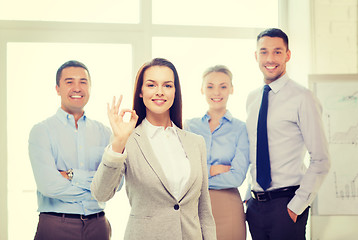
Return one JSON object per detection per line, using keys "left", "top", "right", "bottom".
{"left": 257, "top": 28, "right": 289, "bottom": 51}
{"left": 56, "top": 60, "right": 90, "bottom": 86}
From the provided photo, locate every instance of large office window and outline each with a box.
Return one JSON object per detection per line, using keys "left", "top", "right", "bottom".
{"left": 0, "top": 0, "right": 140, "bottom": 23}
{"left": 1, "top": 1, "right": 280, "bottom": 239}
{"left": 153, "top": 0, "right": 278, "bottom": 27}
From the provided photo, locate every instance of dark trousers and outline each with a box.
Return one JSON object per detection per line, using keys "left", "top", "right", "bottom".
{"left": 246, "top": 197, "right": 309, "bottom": 240}
{"left": 34, "top": 213, "right": 111, "bottom": 240}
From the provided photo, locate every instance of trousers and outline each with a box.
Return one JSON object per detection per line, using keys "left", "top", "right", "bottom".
{"left": 34, "top": 212, "right": 111, "bottom": 240}
{"left": 246, "top": 196, "right": 309, "bottom": 240}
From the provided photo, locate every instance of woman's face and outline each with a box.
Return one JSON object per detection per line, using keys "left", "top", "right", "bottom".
{"left": 201, "top": 71, "right": 233, "bottom": 111}
{"left": 140, "top": 66, "right": 176, "bottom": 119}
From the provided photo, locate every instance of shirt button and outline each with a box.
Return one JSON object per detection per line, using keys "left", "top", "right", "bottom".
{"left": 174, "top": 204, "right": 179, "bottom": 210}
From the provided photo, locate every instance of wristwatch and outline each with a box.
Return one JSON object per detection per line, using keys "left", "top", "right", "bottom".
{"left": 66, "top": 168, "right": 74, "bottom": 181}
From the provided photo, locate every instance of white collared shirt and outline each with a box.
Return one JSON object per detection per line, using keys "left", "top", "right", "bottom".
{"left": 142, "top": 119, "right": 191, "bottom": 200}
{"left": 246, "top": 74, "right": 330, "bottom": 214}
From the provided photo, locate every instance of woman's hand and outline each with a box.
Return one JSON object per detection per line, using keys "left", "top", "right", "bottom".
{"left": 210, "top": 164, "right": 231, "bottom": 176}
{"left": 108, "top": 95, "right": 138, "bottom": 153}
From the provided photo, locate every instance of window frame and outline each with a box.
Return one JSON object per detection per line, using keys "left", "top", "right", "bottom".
{"left": 0, "top": 0, "right": 287, "bottom": 238}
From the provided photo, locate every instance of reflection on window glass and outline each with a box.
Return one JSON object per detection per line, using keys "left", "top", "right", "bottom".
{"left": 0, "top": 0, "right": 139, "bottom": 23}
{"left": 7, "top": 42, "right": 132, "bottom": 240}
{"left": 153, "top": 0, "right": 278, "bottom": 27}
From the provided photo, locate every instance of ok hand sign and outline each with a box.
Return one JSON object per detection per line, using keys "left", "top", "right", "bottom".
{"left": 107, "top": 95, "right": 138, "bottom": 153}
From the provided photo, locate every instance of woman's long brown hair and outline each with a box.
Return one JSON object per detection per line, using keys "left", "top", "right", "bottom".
{"left": 132, "top": 58, "right": 183, "bottom": 129}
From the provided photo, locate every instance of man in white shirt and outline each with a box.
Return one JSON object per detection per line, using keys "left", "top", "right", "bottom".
{"left": 245, "top": 28, "right": 330, "bottom": 240}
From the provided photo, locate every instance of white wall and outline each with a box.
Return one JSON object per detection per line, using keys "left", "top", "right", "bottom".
{"left": 311, "top": 0, "right": 357, "bottom": 74}
{"left": 287, "top": 0, "right": 358, "bottom": 239}
{"left": 0, "top": 37, "right": 8, "bottom": 240}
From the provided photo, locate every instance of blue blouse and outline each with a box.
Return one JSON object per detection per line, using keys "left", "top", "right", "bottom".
{"left": 185, "top": 111, "right": 250, "bottom": 190}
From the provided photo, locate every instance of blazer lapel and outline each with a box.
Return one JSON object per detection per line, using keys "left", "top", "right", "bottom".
{"left": 132, "top": 123, "right": 175, "bottom": 198}
{"left": 176, "top": 127, "right": 200, "bottom": 202}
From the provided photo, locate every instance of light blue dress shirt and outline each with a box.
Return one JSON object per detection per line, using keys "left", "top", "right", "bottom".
{"left": 185, "top": 111, "right": 250, "bottom": 190}
{"left": 28, "top": 108, "right": 120, "bottom": 215}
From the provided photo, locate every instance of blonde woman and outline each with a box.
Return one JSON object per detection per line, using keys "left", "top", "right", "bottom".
{"left": 185, "top": 65, "right": 249, "bottom": 240}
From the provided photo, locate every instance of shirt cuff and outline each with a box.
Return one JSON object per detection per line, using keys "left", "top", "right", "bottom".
{"left": 108, "top": 145, "right": 127, "bottom": 156}
{"left": 287, "top": 195, "right": 309, "bottom": 215}
{"left": 71, "top": 169, "right": 95, "bottom": 190}
{"left": 102, "top": 145, "right": 127, "bottom": 166}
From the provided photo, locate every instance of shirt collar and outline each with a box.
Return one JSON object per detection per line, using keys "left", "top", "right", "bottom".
{"left": 142, "top": 118, "right": 178, "bottom": 139}
{"left": 266, "top": 73, "right": 290, "bottom": 94}
{"left": 56, "top": 108, "right": 87, "bottom": 125}
{"left": 202, "top": 110, "right": 233, "bottom": 123}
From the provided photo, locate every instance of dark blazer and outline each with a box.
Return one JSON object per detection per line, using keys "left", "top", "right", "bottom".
{"left": 91, "top": 123, "right": 216, "bottom": 240}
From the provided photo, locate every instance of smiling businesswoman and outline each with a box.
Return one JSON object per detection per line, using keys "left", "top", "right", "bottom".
{"left": 91, "top": 58, "right": 216, "bottom": 240}
{"left": 185, "top": 65, "right": 250, "bottom": 240}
